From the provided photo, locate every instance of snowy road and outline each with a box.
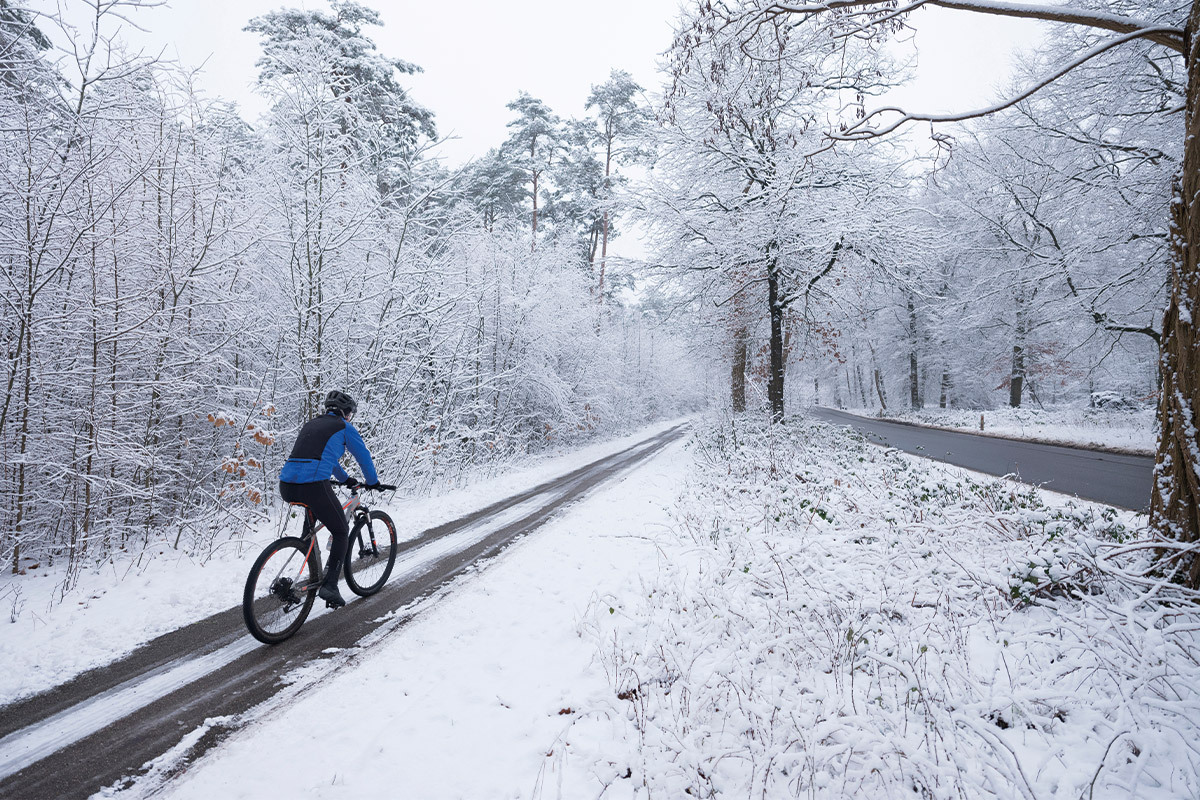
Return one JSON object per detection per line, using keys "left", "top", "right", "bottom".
{"left": 0, "top": 423, "right": 688, "bottom": 800}
{"left": 811, "top": 407, "right": 1154, "bottom": 510}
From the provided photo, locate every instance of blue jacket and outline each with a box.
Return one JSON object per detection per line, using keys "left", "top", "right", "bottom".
{"left": 279, "top": 411, "right": 379, "bottom": 485}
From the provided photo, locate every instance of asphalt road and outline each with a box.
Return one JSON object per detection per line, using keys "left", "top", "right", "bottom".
{"left": 809, "top": 408, "right": 1154, "bottom": 512}
{"left": 0, "top": 423, "right": 689, "bottom": 800}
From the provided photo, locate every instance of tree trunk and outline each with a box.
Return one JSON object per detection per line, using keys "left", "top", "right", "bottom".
{"left": 1009, "top": 304, "right": 1026, "bottom": 408}
{"left": 530, "top": 132, "right": 540, "bottom": 249}
{"left": 731, "top": 325, "right": 748, "bottom": 413}
{"left": 939, "top": 366, "right": 951, "bottom": 409}
{"left": 531, "top": 168, "right": 539, "bottom": 242}
{"left": 867, "top": 342, "right": 887, "bottom": 411}
{"left": 1009, "top": 344, "right": 1025, "bottom": 408}
{"left": 909, "top": 351, "right": 920, "bottom": 409}
{"left": 598, "top": 138, "right": 612, "bottom": 300}
{"left": 597, "top": 209, "right": 609, "bottom": 299}
{"left": 907, "top": 295, "right": 922, "bottom": 410}
{"left": 13, "top": 299, "right": 33, "bottom": 573}
{"left": 1151, "top": 0, "right": 1200, "bottom": 585}
{"left": 766, "top": 254, "right": 785, "bottom": 423}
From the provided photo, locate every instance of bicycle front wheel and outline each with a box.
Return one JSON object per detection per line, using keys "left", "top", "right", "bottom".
{"left": 344, "top": 510, "right": 398, "bottom": 596}
{"left": 244, "top": 536, "right": 319, "bottom": 644}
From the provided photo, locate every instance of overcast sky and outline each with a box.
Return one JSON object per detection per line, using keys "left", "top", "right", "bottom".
{"left": 44, "top": 0, "right": 1048, "bottom": 166}
{"left": 35, "top": 0, "right": 1048, "bottom": 265}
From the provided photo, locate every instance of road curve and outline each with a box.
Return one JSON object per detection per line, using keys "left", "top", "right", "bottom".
{"left": 0, "top": 423, "right": 689, "bottom": 800}
{"left": 809, "top": 408, "right": 1153, "bottom": 512}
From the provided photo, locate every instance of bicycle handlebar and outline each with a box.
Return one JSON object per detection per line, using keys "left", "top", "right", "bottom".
{"left": 335, "top": 479, "right": 397, "bottom": 492}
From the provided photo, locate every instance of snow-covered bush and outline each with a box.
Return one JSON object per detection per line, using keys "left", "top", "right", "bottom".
{"left": 572, "top": 414, "right": 1198, "bottom": 798}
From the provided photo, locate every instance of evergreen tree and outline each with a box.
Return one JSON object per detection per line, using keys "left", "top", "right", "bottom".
{"left": 502, "top": 92, "right": 560, "bottom": 241}
{"left": 585, "top": 70, "right": 648, "bottom": 296}
{"left": 463, "top": 147, "right": 528, "bottom": 232}
{"left": 246, "top": 0, "right": 435, "bottom": 198}
{"left": 544, "top": 118, "right": 605, "bottom": 266}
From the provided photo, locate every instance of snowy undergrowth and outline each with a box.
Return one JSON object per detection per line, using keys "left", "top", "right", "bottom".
{"left": 571, "top": 414, "right": 1198, "bottom": 799}
{"left": 849, "top": 405, "right": 1154, "bottom": 454}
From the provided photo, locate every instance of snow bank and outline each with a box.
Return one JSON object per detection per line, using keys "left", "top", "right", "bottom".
{"left": 566, "top": 414, "right": 1197, "bottom": 798}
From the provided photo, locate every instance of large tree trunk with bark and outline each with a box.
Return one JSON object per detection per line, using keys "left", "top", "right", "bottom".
{"left": 597, "top": 210, "right": 609, "bottom": 299}
{"left": 531, "top": 167, "right": 539, "bottom": 247}
{"left": 907, "top": 294, "right": 922, "bottom": 410}
{"left": 731, "top": 325, "right": 748, "bottom": 413}
{"left": 867, "top": 341, "right": 887, "bottom": 411}
{"left": 1009, "top": 305, "right": 1027, "bottom": 408}
{"left": 909, "top": 351, "right": 920, "bottom": 409}
{"left": 597, "top": 135, "right": 614, "bottom": 300}
{"left": 1152, "top": 0, "right": 1200, "bottom": 585}
{"left": 1009, "top": 344, "right": 1025, "bottom": 408}
{"left": 767, "top": 255, "right": 785, "bottom": 423}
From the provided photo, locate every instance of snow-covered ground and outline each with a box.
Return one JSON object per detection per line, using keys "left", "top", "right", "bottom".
{"left": 842, "top": 405, "right": 1156, "bottom": 454}
{"left": 12, "top": 411, "right": 1199, "bottom": 799}
{"left": 98, "top": 413, "right": 1198, "bottom": 800}
{"left": 0, "top": 417, "right": 688, "bottom": 706}
{"left": 116, "top": 428, "right": 695, "bottom": 799}
{"left": 560, "top": 416, "right": 1195, "bottom": 798}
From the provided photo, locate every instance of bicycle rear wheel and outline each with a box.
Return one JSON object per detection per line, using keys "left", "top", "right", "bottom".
{"left": 244, "top": 536, "right": 320, "bottom": 644}
{"left": 344, "top": 510, "right": 397, "bottom": 596}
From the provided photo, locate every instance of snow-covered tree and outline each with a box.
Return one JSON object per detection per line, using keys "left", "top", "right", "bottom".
{"left": 645, "top": 0, "right": 898, "bottom": 421}
{"left": 727, "top": 0, "right": 1197, "bottom": 579}
{"left": 502, "top": 92, "right": 560, "bottom": 242}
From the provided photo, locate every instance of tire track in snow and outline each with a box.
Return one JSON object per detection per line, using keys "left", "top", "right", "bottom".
{"left": 0, "top": 493, "right": 559, "bottom": 781}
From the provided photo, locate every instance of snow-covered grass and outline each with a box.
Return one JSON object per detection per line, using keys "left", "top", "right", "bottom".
{"left": 845, "top": 405, "right": 1155, "bottom": 454}
{"left": 0, "top": 416, "right": 688, "bottom": 706}
{"left": 562, "top": 414, "right": 1198, "bottom": 798}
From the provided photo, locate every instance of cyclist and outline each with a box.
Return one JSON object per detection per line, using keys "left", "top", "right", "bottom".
{"left": 278, "top": 390, "right": 380, "bottom": 609}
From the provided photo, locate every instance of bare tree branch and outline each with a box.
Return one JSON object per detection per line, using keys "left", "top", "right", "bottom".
{"left": 764, "top": 0, "right": 1184, "bottom": 52}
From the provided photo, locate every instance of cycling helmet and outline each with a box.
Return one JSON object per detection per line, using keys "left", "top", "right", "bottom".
{"left": 323, "top": 390, "right": 357, "bottom": 417}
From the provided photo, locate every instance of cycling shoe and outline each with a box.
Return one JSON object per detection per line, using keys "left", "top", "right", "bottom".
{"left": 319, "top": 583, "right": 346, "bottom": 608}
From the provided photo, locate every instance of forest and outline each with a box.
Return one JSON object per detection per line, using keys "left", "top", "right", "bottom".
{"left": 0, "top": 1, "right": 708, "bottom": 581}
{"left": 0, "top": 0, "right": 1186, "bottom": 582}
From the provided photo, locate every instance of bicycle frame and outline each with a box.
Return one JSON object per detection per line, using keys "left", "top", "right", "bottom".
{"left": 286, "top": 487, "right": 375, "bottom": 589}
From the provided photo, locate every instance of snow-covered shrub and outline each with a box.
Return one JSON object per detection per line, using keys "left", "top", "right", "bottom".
{"left": 572, "top": 414, "right": 1198, "bottom": 799}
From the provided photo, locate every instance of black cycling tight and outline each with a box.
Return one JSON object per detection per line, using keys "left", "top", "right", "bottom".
{"left": 278, "top": 480, "right": 349, "bottom": 572}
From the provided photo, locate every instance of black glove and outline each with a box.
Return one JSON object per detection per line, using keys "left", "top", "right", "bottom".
{"left": 343, "top": 476, "right": 359, "bottom": 489}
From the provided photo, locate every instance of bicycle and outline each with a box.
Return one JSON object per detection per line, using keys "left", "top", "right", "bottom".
{"left": 243, "top": 480, "right": 399, "bottom": 644}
